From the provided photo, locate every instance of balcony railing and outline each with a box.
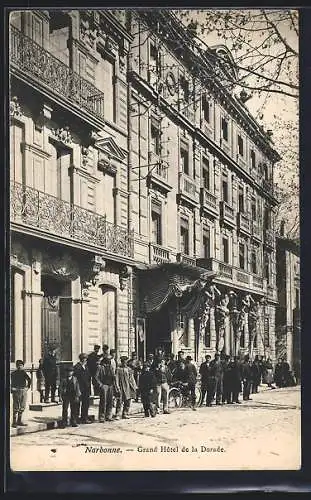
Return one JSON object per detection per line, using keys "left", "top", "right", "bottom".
{"left": 252, "top": 275, "right": 264, "bottom": 288}
{"left": 176, "top": 253, "right": 196, "bottom": 267}
{"left": 219, "top": 262, "right": 233, "bottom": 278}
{"left": 220, "top": 201, "right": 235, "bottom": 226}
{"left": 262, "top": 179, "right": 274, "bottom": 195}
{"left": 237, "top": 212, "right": 251, "bottom": 234}
{"left": 178, "top": 172, "right": 199, "bottom": 204}
{"left": 200, "top": 188, "right": 218, "bottom": 214}
{"left": 264, "top": 228, "right": 274, "bottom": 248}
{"left": 149, "top": 243, "right": 170, "bottom": 265}
{"left": 10, "top": 26, "right": 105, "bottom": 122}
{"left": 236, "top": 269, "right": 250, "bottom": 284}
{"left": 11, "top": 182, "right": 134, "bottom": 258}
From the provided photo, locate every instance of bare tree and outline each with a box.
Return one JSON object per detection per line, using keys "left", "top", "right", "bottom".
{"left": 174, "top": 9, "right": 298, "bottom": 100}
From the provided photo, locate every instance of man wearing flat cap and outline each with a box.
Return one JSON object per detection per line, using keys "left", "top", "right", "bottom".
{"left": 59, "top": 366, "right": 80, "bottom": 427}
{"left": 73, "top": 353, "right": 92, "bottom": 424}
{"left": 185, "top": 356, "right": 198, "bottom": 411}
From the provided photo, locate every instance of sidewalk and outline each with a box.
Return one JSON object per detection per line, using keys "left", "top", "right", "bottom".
{"left": 10, "top": 383, "right": 282, "bottom": 437}
{"left": 10, "top": 398, "right": 144, "bottom": 437}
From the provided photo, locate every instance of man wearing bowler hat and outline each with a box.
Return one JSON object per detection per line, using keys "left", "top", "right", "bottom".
{"left": 73, "top": 353, "right": 92, "bottom": 424}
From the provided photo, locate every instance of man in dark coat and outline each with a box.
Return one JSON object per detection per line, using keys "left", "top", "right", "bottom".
{"left": 199, "top": 355, "right": 214, "bottom": 406}
{"left": 95, "top": 356, "right": 117, "bottom": 423}
{"left": 185, "top": 356, "right": 198, "bottom": 411}
{"left": 87, "top": 344, "right": 101, "bottom": 396}
{"left": 274, "top": 358, "right": 283, "bottom": 387}
{"left": 115, "top": 356, "right": 137, "bottom": 419}
{"left": 282, "top": 357, "right": 291, "bottom": 387}
{"left": 42, "top": 346, "right": 58, "bottom": 403}
{"left": 241, "top": 355, "right": 253, "bottom": 401}
{"left": 73, "top": 353, "right": 92, "bottom": 424}
{"left": 210, "top": 353, "right": 224, "bottom": 405}
{"left": 222, "top": 355, "right": 231, "bottom": 404}
{"left": 251, "top": 356, "right": 261, "bottom": 393}
{"left": 59, "top": 366, "right": 81, "bottom": 427}
{"left": 228, "top": 356, "right": 242, "bottom": 404}
{"left": 139, "top": 363, "right": 157, "bottom": 417}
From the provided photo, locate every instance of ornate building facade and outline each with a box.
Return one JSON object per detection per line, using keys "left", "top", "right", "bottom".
{"left": 275, "top": 237, "right": 300, "bottom": 377}
{"left": 9, "top": 10, "right": 280, "bottom": 400}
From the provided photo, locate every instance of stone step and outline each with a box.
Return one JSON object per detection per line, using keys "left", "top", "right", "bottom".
{"left": 29, "top": 402, "right": 61, "bottom": 411}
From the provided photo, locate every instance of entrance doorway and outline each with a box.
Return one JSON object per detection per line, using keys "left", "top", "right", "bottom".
{"left": 146, "top": 305, "right": 172, "bottom": 358}
{"left": 99, "top": 285, "right": 116, "bottom": 350}
{"left": 41, "top": 276, "right": 72, "bottom": 361}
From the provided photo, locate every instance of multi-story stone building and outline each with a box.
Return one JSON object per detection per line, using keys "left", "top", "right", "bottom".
{"left": 9, "top": 9, "right": 280, "bottom": 400}
{"left": 275, "top": 237, "right": 300, "bottom": 378}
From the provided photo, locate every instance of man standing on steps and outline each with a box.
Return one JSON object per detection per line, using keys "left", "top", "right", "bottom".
{"left": 11, "top": 360, "right": 31, "bottom": 428}
{"left": 42, "top": 346, "right": 58, "bottom": 403}
{"left": 73, "top": 353, "right": 92, "bottom": 424}
{"left": 199, "top": 355, "right": 214, "bottom": 407}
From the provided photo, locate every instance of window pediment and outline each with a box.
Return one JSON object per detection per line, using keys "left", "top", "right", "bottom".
{"left": 94, "top": 136, "right": 126, "bottom": 175}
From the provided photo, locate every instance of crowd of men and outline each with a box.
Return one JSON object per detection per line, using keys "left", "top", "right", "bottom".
{"left": 10, "top": 344, "right": 296, "bottom": 428}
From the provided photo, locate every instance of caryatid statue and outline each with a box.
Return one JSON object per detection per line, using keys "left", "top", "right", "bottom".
{"left": 215, "top": 293, "right": 229, "bottom": 352}
{"left": 198, "top": 284, "right": 221, "bottom": 340}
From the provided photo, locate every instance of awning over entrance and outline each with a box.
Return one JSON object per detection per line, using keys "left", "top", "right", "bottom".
{"left": 138, "top": 262, "right": 216, "bottom": 315}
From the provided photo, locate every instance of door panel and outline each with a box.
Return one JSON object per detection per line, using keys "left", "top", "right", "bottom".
{"left": 100, "top": 287, "right": 116, "bottom": 350}
{"left": 41, "top": 297, "right": 61, "bottom": 356}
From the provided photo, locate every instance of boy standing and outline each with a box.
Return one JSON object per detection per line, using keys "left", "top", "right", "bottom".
{"left": 59, "top": 367, "right": 81, "bottom": 427}
{"left": 115, "top": 356, "right": 137, "bottom": 419}
{"left": 11, "top": 360, "right": 31, "bottom": 428}
{"left": 138, "top": 363, "right": 157, "bottom": 417}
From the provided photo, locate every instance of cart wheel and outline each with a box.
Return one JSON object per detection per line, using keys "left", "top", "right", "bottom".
{"left": 168, "top": 387, "right": 182, "bottom": 409}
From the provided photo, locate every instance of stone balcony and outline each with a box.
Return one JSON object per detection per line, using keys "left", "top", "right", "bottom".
{"left": 252, "top": 221, "right": 262, "bottom": 242}
{"left": 176, "top": 253, "right": 196, "bottom": 267}
{"left": 178, "top": 172, "right": 199, "bottom": 206}
{"left": 11, "top": 182, "right": 134, "bottom": 258}
{"left": 220, "top": 201, "right": 235, "bottom": 227}
{"left": 10, "top": 25, "right": 105, "bottom": 125}
{"left": 237, "top": 212, "right": 251, "bottom": 235}
{"left": 149, "top": 243, "right": 171, "bottom": 265}
{"left": 200, "top": 188, "right": 218, "bottom": 217}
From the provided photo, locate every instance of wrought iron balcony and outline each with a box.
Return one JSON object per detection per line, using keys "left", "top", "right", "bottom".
{"left": 264, "top": 228, "right": 274, "bottom": 248}
{"left": 10, "top": 26, "right": 105, "bottom": 123}
{"left": 176, "top": 253, "right": 196, "bottom": 267}
{"left": 178, "top": 172, "right": 199, "bottom": 205}
{"left": 237, "top": 212, "right": 251, "bottom": 234}
{"left": 220, "top": 201, "right": 235, "bottom": 227}
{"left": 11, "top": 182, "right": 134, "bottom": 258}
{"left": 200, "top": 188, "right": 218, "bottom": 216}
{"left": 149, "top": 243, "right": 170, "bottom": 265}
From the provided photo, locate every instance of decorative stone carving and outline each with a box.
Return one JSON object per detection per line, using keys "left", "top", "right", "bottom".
{"left": 215, "top": 293, "right": 230, "bottom": 352}
{"left": 81, "top": 146, "right": 89, "bottom": 167}
{"left": 81, "top": 255, "right": 106, "bottom": 292}
{"left": 47, "top": 296, "right": 59, "bottom": 308}
{"left": 105, "top": 36, "right": 118, "bottom": 57}
{"left": 10, "top": 96, "right": 22, "bottom": 119}
{"left": 119, "top": 264, "right": 131, "bottom": 291}
{"left": 80, "top": 18, "right": 98, "bottom": 50}
{"left": 51, "top": 126, "right": 73, "bottom": 146}
{"left": 41, "top": 252, "right": 80, "bottom": 280}
{"left": 119, "top": 49, "right": 126, "bottom": 74}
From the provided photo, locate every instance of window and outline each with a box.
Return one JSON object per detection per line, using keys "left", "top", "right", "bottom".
{"left": 263, "top": 163, "right": 269, "bottom": 180}
{"left": 251, "top": 197, "right": 257, "bottom": 221}
{"left": 202, "top": 158, "right": 210, "bottom": 191}
{"left": 264, "top": 207, "right": 271, "bottom": 229}
{"left": 222, "top": 174, "right": 228, "bottom": 202}
{"left": 32, "top": 14, "right": 43, "bottom": 46}
{"left": 253, "top": 333, "right": 257, "bottom": 348}
{"left": 180, "top": 218, "right": 189, "bottom": 255}
{"left": 202, "top": 227, "right": 211, "bottom": 259}
{"left": 251, "top": 150, "right": 256, "bottom": 170}
{"left": 151, "top": 203, "right": 162, "bottom": 245}
{"left": 221, "top": 117, "right": 228, "bottom": 142}
{"left": 151, "top": 121, "right": 161, "bottom": 156}
{"left": 202, "top": 94, "right": 210, "bottom": 123}
{"left": 180, "top": 145, "right": 189, "bottom": 175}
{"left": 96, "top": 57, "right": 116, "bottom": 122}
{"left": 239, "top": 242, "right": 246, "bottom": 270}
{"left": 295, "top": 288, "right": 300, "bottom": 309}
{"left": 251, "top": 248, "right": 257, "bottom": 274}
{"left": 56, "top": 147, "right": 72, "bottom": 203}
{"left": 222, "top": 237, "right": 229, "bottom": 263}
{"left": 264, "top": 253, "right": 270, "bottom": 283}
{"left": 238, "top": 135, "right": 244, "bottom": 157}
{"left": 180, "top": 75, "right": 189, "bottom": 102}
{"left": 205, "top": 317, "right": 211, "bottom": 348}
{"left": 238, "top": 186, "right": 245, "bottom": 213}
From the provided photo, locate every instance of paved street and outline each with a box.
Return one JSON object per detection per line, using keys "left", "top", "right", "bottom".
{"left": 11, "top": 387, "right": 300, "bottom": 471}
